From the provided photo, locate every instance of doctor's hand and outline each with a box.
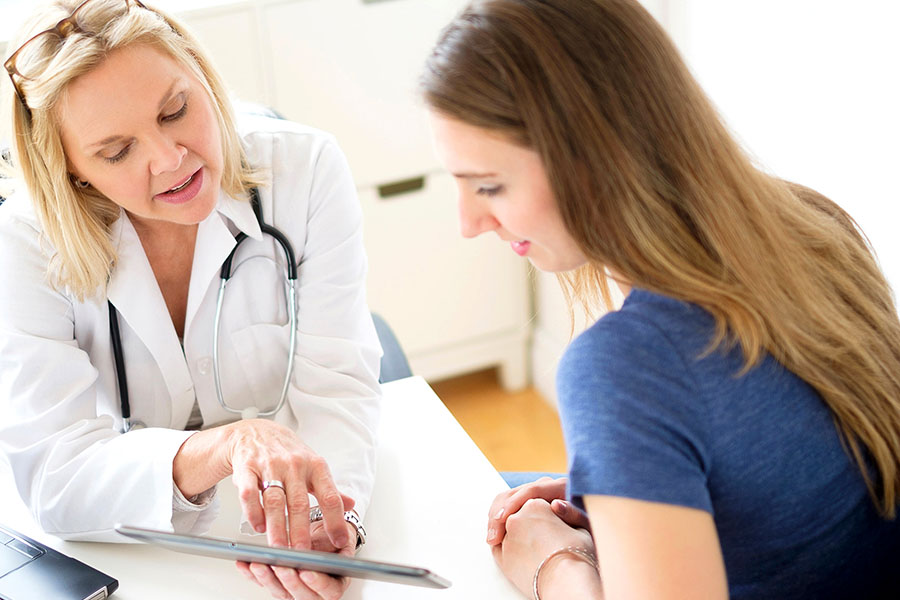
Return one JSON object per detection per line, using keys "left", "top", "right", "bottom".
{"left": 225, "top": 419, "right": 352, "bottom": 552}
{"left": 237, "top": 520, "right": 357, "bottom": 600}
{"left": 173, "top": 419, "right": 352, "bottom": 550}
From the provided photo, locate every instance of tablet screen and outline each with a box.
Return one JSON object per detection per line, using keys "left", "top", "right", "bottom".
{"left": 115, "top": 524, "right": 450, "bottom": 589}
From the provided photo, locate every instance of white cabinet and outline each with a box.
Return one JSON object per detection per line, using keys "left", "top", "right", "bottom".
{"left": 175, "top": 3, "right": 268, "bottom": 108}
{"left": 262, "top": 0, "right": 465, "bottom": 188}
{"left": 177, "top": 0, "right": 533, "bottom": 389}
{"left": 360, "top": 173, "right": 530, "bottom": 388}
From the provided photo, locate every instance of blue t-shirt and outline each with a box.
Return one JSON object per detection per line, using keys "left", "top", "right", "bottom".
{"left": 558, "top": 289, "right": 899, "bottom": 599}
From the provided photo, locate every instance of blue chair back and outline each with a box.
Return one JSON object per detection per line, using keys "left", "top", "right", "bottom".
{"left": 372, "top": 313, "right": 412, "bottom": 383}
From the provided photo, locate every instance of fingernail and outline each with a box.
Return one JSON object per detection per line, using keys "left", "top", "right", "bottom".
{"left": 487, "top": 528, "right": 496, "bottom": 542}
{"left": 254, "top": 524, "right": 265, "bottom": 533}
{"left": 493, "top": 508, "right": 504, "bottom": 520}
{"left": 300, "top": 571, "right": 316, "bottom": 585}
{"left": 556, "top": 500, "right": 568, "bottom": 510}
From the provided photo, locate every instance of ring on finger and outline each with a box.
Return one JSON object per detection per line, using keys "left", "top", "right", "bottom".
{"left": 261, "top": 479, "right": 285, "bottom": 493}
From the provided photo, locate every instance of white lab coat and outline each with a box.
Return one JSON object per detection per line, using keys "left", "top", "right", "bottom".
{"left": 0, "top": 115, "right": 382, "bottom": 542}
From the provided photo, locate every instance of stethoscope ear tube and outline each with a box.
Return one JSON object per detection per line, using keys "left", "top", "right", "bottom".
{"left": 260, "top": 223, "right": 297, "bottom": 280}
{"left": 219, "top": 232, "right": 248, "bottom": 280}
{"left": 219, "top": 226, "right": 296, "bottom": 280}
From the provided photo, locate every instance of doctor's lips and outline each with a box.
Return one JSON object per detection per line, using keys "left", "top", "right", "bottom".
{"left": 510, "top": 240, "right": 531, "bottom": 256}
{"left": 155, "top": 167, "right": 203, "bottom": 204}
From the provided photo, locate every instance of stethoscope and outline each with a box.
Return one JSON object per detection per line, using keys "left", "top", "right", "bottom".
{"left": 109, "top": 188, "right": 298, "bottom": 433}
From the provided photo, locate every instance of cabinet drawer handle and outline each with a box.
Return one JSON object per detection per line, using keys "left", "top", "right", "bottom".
{"left": 377, "top": 176, "right": 425, "bottom": 199}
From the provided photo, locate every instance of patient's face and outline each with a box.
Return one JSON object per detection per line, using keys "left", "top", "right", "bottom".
{"left": 428, "top": 111, "right": 587, "bottom": 273}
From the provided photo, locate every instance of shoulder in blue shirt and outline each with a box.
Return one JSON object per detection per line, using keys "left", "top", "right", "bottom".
{"left": 557, "top": 289, "right": 900, "bottom": 599}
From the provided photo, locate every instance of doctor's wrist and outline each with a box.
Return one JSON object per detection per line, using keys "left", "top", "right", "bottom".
{"left": 173, "top": 427, "right": 232, "bottom": 499}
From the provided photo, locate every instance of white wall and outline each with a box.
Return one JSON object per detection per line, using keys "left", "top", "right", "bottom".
{"left": 533, "top": 0, "right": 900, "bottom": 406}
{"left": 672, "top": 0, "right": 900, "bottom": 292}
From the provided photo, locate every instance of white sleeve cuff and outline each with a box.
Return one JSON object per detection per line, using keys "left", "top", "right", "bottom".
{"left": 173, "top": 481, "right": 218, "bottom": 513}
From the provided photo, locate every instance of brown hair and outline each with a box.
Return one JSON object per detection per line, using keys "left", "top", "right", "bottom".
{"left": 422, "top": 0, "right": 900, "bottom": 517}
{"left": 2, "top": 0, "right": 262, "bottom": 299}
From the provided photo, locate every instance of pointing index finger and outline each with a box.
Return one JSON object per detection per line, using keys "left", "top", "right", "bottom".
{"left": 307, "top": 457, "right": 349, "bottom": 549}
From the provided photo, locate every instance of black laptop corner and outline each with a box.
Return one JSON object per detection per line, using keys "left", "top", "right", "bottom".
{"left": 0, "top": 524, "right": 118, "bottom": 600}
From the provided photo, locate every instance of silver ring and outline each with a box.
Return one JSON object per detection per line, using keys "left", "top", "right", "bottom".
{"left": 261, "top": 479, "right": 285, "bottom": 493}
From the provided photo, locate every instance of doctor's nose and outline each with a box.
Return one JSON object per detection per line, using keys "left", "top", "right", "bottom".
{"left": 148, "top": 134, "right": 187, "bottom": 176}
{"left": 458, "top": 194, "right": 499, "bottom": 239}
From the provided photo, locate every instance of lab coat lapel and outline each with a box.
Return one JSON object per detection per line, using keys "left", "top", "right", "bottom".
{"left": 107, "top": 212, "right": 192, "bottom": 410}
{"left": 184, "top": 192, "right": 263, "bottom": 335}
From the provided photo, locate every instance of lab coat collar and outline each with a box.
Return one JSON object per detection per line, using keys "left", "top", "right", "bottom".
{"left": 105, "top": 191, "right": 261, "bottom": 421}
{"left": 107, "top": 210, "right": 193, "bottom": 423}
{"left": 216, "top": 189, "right": 264, "bottom": 241}
{"left": 184, "top": 190, "right": 262, "bottom": 334}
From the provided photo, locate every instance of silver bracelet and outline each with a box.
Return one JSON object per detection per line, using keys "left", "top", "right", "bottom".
{"left": 308, "top": 506, "right": 367, "bottom": 549}
{"left": 532, "top": 546, "right": 599, "bottom": 600}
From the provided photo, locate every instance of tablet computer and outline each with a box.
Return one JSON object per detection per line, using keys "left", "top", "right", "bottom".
{"left": 114, "top": 524, "right": 450, "bottom": 589}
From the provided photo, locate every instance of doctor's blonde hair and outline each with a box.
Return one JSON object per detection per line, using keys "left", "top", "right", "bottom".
{"left": 2, "top": 0, "right": 260, "bottom": 299}
{"left": 423, "top": 0, "right": 900, "bottom": 518}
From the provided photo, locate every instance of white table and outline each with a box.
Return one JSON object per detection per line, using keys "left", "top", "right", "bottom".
{"left": 0, "top": 377, "right": 522, "bottom": 599}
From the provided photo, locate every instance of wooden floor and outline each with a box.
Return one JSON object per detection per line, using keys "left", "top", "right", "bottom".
{"left": 430, "top": 368, "right": 568, "bottom": 474}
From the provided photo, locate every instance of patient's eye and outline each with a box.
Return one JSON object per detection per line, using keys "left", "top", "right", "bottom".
{"left": 477, "top": 185, "right": 504, "bottom": 197}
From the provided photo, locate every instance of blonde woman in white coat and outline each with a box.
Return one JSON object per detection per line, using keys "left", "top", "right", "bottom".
{"left": 0, "top": 2, "right": 379, "bottom": 598}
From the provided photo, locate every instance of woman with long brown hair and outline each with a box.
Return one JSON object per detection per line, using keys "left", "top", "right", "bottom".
{"left": 423, "top": 0, "right": 900, "bottom": 598}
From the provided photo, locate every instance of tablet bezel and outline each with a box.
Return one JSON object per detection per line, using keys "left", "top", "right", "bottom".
{"left": 114, "top": 524, "right": 451, "bottom": 589}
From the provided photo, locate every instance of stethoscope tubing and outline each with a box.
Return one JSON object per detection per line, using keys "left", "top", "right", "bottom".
{"left": 108, "top": 298, "right": 142, "bottom": 432}
{"left": 214, "top": 220, "right": 299, "bottom": 418}
{"left": 111, "top": 187, "right": 299, "bottom": 431}
{"left": 212, "top": 220, "right": 300, "bottom": 419}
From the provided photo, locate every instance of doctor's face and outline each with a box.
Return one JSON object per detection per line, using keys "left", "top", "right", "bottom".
{"left": 58, "top": 43, "right": 224, "bottom": 229}
{"left": 428, "top": 112, "right": 587, "bottom": 273}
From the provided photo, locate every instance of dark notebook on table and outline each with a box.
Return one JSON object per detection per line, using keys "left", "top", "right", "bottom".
{"left": 0, "top": 523, "right": 118, "bottom": 600}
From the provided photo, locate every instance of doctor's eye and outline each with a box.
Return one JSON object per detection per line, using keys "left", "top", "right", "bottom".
{"left": 477, "top": 185, "right": 504, "bottom": 197}
{"left": 103, "top": 143, "right": 132, "bottom": 164}
{"left": 162, "top": 99, "right": 188, "bottom": 123}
